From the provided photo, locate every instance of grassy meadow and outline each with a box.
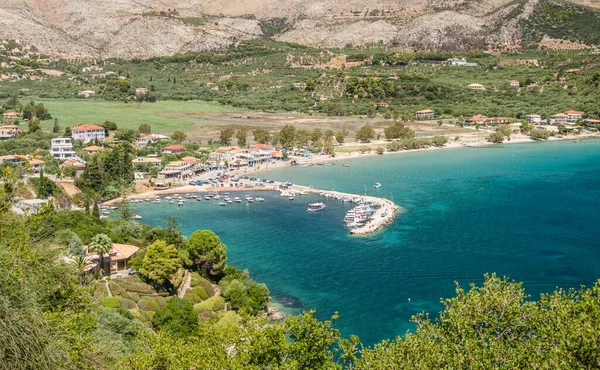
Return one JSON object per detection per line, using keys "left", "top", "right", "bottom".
{"left": 39, "top": 99, "right": 247, "bottom": 137}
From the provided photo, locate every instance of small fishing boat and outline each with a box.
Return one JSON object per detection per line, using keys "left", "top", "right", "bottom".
{"left": 247, "top": 197, "right": 254, "bottom": 203}
{"left": 204, "top": 196, "right": 212, "bottom": 200}
{"left": 289, "top": 196, "right": 295, "bottom": 200}
{"left": 233, "top": 197, "right": 242, "bottom": 203}
{"left": 152, "top": 199, "right": 161, "bottom": 204}
{"left": 165, "top": 196, "right": 172, "bottom": 200}
{"left": 177, "top": 200, "right": 184, "bottom": 206}
{"left": 255, "top": 197, "right": 264, "bottom": 202}
{"left": 218, "top": 201, "right": 227, "bottom": 206}
{"left": 131, "top": 213, "right": 142, "bottom": 220}
{"left": 343, "top": 164, "right": 350, "bottom": 168}
{"left": 307, "top": 202, "right": 326, "bottom": 212}
{"left": 169, "top": 200, "right": 174, "bottom": 204}
{"left": 374, "top": 183, "right": 381, "bottom": 188}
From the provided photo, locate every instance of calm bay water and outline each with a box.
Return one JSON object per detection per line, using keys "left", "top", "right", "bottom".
{"left": 131, "top": 140, "right": 600, "bottom": 345}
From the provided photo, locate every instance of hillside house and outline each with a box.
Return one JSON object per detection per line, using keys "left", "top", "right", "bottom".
{"left": 85, "top": 243, "right": 139, "bottom": 275}
{"left": 3, "top": 111, "right": 19, "bottom": 120}
{"left": 448, "top": 58, "right": 479, "bottom": 67}
{"left": 582, "top": 119, "right": 600, "bottom": 127}
{"left": 509, "top": 80, "right": 520, "bottom": 87}
{"left": 136, "top": 133, "right": 168, "bottom": 148}
{"left": 415, "top": 109, "right": 435, "bottom": 120}
{"left": 59, "top": 157, "right": 86, "bottom": 172}
{"left": 467, "top": 83, "right": 486, "bottom": 90}
{"left": 51, "top": 138, "right": 76, "bottom": 159}
{"left": 564, "top": 110, "right": 584, "bottom": 122}
{"left": 27, "top": 158, "right": 45, "bottom": 173}
{"left": 0, "top": 155, "right": 24, "bottom": 165}
{"left": 0, "top": 125, "right": 19, "bottom": 140}
{"left": 549, "top": 113, "right": 568, "bottom": 124}
{"left": 71, "top": 124, "right": 105, "bottom": 143}
{"left": 82, "top": 145, "right": 103, "bottom": 155}
{"left": 132, "top": 156, "right": 162, "bottom": 167}
{"left": 161, "top": 144, "right": 185, "bottom": 154}
{"left": 525, "top": 114, "right": 542, "bottom": 124}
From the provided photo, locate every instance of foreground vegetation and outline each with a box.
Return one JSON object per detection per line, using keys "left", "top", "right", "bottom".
{"left": 2, "top": 166, "right": 600, "bottom": 369}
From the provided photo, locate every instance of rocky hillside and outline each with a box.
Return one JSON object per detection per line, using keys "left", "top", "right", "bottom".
{"left": 0, "top": 0, "right": 597, "bottom": 59}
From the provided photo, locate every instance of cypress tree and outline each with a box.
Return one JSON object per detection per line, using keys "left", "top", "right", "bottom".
{"left": 92, "top": 200, "right": 100, "bottom": 218}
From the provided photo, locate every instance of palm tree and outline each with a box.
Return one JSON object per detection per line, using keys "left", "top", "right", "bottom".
{"left": 88, "top": 233, "right": 113, "bottom": 276}
{"left": 73, "top": 255, "right": 91, "bottom": 285}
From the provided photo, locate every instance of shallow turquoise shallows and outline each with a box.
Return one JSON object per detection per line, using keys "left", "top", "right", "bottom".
{"left": 129, "top": 140, "right": 600, "bottom": 345}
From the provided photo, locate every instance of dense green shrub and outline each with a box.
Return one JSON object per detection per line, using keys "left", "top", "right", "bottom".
{"left": 137, "top": 296, "right": 167, "bottom": 312}
{"left": 116, "top": 296, "right": 137, "bottom": 309}
{"left": 101, "top": 296, "right": 121, "bottom": 309}
{"left": 194, "top": 296, "right": 225, "bottom": 313}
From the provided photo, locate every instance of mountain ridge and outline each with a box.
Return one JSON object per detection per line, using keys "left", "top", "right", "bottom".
{"left": 0, "top": 0, "right": 597, "bottom": 59}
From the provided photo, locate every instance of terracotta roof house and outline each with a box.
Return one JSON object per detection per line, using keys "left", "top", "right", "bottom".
{"left": 252, "top": 144, "right": 274, "bottom": 151}
{"left": 464, "top": 114, "right": 488, "bottom": 125}
{"left": 415, "top": 109, "right": 435, "bottom": 120}
{"left": 582, "top": 119, "right": 600, "bottom": 127}
{"left": 59, "top": 157, "right": 86, "bottom": 170}
{"left": 161, "top": 144, "right": 186, "bottom": 154}
{"left": 71, "top": 124, "right": 105, "bottom": 143}
{"left": 82, "top": 145, "right": 103, "bottom": 155}
{"left": 85, "top": 243, "right": 139, "bottom": 275}
{"left": 564, "top": 110, "right": 584, "bottom": 122}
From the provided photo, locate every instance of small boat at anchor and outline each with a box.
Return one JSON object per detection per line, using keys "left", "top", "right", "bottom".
{"left": 374, "top": 183, "right": 381, "bottom": 188}
{"left": 131, "top": 213, "right": 142, "bottom": 220}
{"left": 255, "top": 197, "right": 264, "bottom": 202}
{"left": 218, "top": 201, "right": 227, "bottom": 206}
{"left": 233, "top": 197, "right": 242, "bottom": 203}
{"left": 307, "top": 202, "right": 326, "bottom": 212}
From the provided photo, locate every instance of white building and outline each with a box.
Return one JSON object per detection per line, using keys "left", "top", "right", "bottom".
{"left": 71, "top": 124, "right": 105, "bottom": 143}
{"left": 51, "top": 137, "right": 76, "bottom": 159}
{"left": 415, "top": 109, "right": 435, "bottom": 120}
{"left": 525, "top": 114, "right": 542, "bottom": 124}
{"left": 509, "top": 80, "right": 520, "bottom": 88}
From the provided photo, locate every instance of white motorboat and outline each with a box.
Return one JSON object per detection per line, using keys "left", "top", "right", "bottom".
{"left": 299, "top": 191, "right": 309, "bottom": 195}
{"left": 307, "top": 202, "right": 326, "bottom": 212}
{"left": 255, "top": 197, "right": 264, "bottom": 202}
{"left": 288, "top": 196, "right": 295, "bottom": 200}
{"left": 218, "top": 201, "right": 227, "bottom": 206}
{"left": 177, "top": 200, "right": 184, "bottom": 206}
{"left": 247, "top": 197, "right": 254, "bottom": 203}
{"left": 131, "top": 213, "right": 142, "bottom": 220}
{"left": 233, "top": 197, "right": 242, "bottom": 203}
{"left": 374, "top": 183, "right": 381, "bottom": 188}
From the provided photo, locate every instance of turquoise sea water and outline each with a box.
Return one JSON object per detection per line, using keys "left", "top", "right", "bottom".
{"left": 130, "top": 140, "right": 600, "bottom": 345}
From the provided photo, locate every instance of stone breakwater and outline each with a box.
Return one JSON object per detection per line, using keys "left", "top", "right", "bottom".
{"left": 290, "top": 185, "right": 400, "bottom": 236}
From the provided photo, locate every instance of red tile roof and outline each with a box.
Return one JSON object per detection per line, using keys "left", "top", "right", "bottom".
{"left": 73, "top": 124, "right": 104, "bottom": 131}
{"left": 162, "top": 144, "right": 185, "bottom": 151}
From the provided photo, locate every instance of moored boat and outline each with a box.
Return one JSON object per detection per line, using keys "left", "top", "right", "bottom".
{"left": 374, "top": 183, "right": 381, "bottom": 188}
{"left": 307, "top": 202, "right": 326, "bottom": 212}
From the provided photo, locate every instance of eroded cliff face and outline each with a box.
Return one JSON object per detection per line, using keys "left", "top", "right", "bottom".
{"left": 0, "top": 0, "right": 542, "bottom": 58}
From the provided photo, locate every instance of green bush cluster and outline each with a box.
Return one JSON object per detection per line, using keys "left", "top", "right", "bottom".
{"left": 101, "top": 296, "right": 121, "bottom": 309}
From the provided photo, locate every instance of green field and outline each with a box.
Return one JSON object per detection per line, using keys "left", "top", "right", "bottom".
{"left": 39, "top": 99, "right": 246, "bottom": 136}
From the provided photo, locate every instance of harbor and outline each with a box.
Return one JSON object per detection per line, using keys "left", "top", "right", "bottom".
{"left": 105, "top": 174, "right": 400, "bottom": 236}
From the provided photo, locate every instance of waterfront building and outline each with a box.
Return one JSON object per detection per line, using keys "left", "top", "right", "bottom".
{"left": 525, "top": 114, "right": 542, "bottom": 124}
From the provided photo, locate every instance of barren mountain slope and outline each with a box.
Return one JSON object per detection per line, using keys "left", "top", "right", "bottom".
{"left": 0, "top": 0, "right": 594, "bottom": 59}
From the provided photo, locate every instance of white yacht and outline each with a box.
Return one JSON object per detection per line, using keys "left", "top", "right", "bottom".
{"left": 307, "top": 202, "right": 326, "bottom": 212}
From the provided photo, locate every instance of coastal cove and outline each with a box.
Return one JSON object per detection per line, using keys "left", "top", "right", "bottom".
{"left": 130, "top": 140, "right": 600, "bottom": 345}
